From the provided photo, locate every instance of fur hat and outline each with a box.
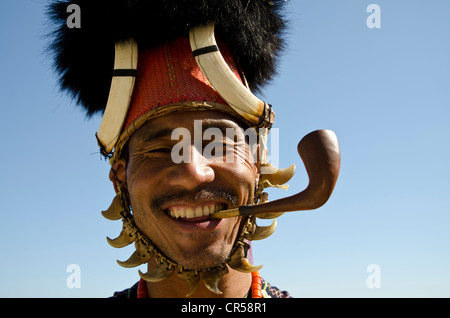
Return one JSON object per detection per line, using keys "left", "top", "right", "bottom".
{"left": 47, "top": 0, "right": 287, "bottom": 117}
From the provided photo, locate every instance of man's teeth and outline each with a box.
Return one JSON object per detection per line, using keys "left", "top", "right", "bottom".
{"left": 168, "top": 204, "right": 224, "bottom": 219}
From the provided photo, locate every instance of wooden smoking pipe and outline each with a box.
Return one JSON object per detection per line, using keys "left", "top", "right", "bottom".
{"left": 211, "top": 129, "right": 341, "bottom": 219}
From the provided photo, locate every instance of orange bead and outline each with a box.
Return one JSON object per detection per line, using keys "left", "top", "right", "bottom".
{"left": 251, "top": 271, "right": 263, "bottom": 298}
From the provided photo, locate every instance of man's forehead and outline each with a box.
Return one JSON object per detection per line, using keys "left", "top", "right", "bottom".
{"left": 131, "top": 111, "right": 246, "bottom": 142}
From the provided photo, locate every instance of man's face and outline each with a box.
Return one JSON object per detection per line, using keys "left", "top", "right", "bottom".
{"left": 121, "top": 111, "right": 259, "bottom": 270}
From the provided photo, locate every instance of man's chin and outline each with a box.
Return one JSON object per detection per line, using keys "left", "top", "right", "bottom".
{"left": 173, "top": 249, "right": 230, "bottom": 271}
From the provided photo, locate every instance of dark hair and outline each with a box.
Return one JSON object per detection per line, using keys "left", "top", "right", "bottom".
{"left": 46, "top": 0, "right": 287, "bottom": 117}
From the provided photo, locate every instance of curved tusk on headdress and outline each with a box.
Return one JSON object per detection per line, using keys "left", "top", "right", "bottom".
{"left": 189, "top": 23, "right": 273, "bottom": 126}
{"left": 139, "top": 262, "right": 175, "bottom": 283}
{"left": 260, "top": 163, "right": 296, "bottom": 186}
{"left": 178, "top": 270, "right": 200, "bottom": 297}
{"left": 101, "top": 194, "right": 124, "bottom": 220}
{"left": 250, "top": 219, "right": 277, "bottom": 241}
{"left": 202, "top": 265, "right": 229, "bottom": 295}
{"left": 96, "top": 40, "right": 138, "bottom": 155}
{"left": 227, "top": 242, "right": 263, "bottom": 273}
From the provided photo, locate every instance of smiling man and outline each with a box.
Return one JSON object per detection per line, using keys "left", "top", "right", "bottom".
{"left": 48, "top": 0, "right": 293, "bottom": 298}
{"left": 123, "top": 113, "right": 257, "bottom": 269}
{"left": 113, "top": 111, "right": 263, "bottom": 297}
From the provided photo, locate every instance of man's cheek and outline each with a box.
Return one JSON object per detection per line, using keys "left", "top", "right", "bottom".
{"left": 231, "top": 148, "right": 259, "bottom": 178}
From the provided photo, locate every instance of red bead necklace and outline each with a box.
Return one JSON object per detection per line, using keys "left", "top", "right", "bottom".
{"left": 137, "top": 270, "right": 263, "bottom": 298}
{"left": 250, "top": 271, "right": 263, "bottom": 298}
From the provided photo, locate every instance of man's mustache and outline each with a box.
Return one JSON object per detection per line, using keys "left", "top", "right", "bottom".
{"left": 151, "top": 187, "right": 239, "bottom": 211}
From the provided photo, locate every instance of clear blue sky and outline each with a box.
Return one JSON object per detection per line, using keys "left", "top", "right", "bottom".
{"left": 0, "top": 0, "right": 449, "bottom": 297}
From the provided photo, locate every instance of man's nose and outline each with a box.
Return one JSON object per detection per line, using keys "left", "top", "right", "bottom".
{"left": 167, "top": 145, "right": 215, "bottom": 190}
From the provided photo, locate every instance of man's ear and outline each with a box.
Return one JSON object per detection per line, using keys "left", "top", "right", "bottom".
{"left": 109, "top": 159, "right": 127, "bottom": 194}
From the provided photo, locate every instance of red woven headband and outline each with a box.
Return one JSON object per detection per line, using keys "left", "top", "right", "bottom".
{"left": 124, "top": 37, "right": 243, "bottom": 130}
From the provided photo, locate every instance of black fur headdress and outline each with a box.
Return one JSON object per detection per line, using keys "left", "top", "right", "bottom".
{"left": 47, "top": 0, "right": 287, "bottom": 117}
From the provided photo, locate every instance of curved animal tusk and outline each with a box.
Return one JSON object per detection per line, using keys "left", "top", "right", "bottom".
{"left": 227, "top": 242, "right": 263, "bottom": 273}
{"left": 178, "top": 270, "right": 201, "bottom": 297}
{"left": 189, "top": 23, "right": 273, "bottom": 126}
{"left": 228, "top": 257, "right": 263, "bottom": 274}
{"left": 260, "top": 163, "right": 296, "bottom": 186}
{"left": 106, "top": 219, "right": 138, "bottom": 248}
{"left": 250, "top": 219, "right": 277, "bottom": 241}
{"left": 202, "top": 265, "right": 229, "bottom": 295}
{"left": 139, "top": 262, "right": 175, "bottom": 283}
{"left": 106, "top": 230, "right": 135, "bottom": 248}
{"left": 96, "top": 40, "right": 138, "bottom": 155}
{"left": 117, "top": 238, "right": 153, "bottom": 268}
{"left": 117, "top": 251, "right": 145, "bottom": 268}
{"left": 101, "top": 194, "right": 124, "bottom": 220}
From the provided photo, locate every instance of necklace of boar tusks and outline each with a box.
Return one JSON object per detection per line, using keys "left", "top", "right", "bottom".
{"left": 101, "top": 182, "right": 278, "bottom": 297}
